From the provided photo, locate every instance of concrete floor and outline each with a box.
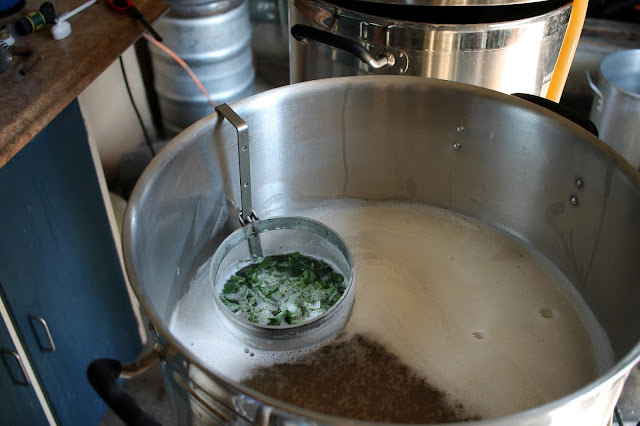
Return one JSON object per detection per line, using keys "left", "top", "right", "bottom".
{"left": 98, "top": 355, "right": 173, "bottom": 425}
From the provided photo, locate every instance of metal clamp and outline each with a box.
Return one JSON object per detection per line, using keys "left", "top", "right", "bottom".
{"left": 29, "top": 315, "right": 56, "bottom": 352}
{"left": 238, "top": 210, "right": 259, "bottom": 227}
{"left": 2, "top": 349, "right": 30, "bottom": 386}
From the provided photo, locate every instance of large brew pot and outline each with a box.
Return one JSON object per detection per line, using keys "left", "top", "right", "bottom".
{"left": 289, "top": 0, "right": 571, "bottom": 96}
{"left": 120, "top": 77, "right": 640, "bottom": 425}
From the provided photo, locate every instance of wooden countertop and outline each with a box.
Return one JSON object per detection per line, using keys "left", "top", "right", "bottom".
{"left": 0, "top": 0, "right": 168, "bottom": 168}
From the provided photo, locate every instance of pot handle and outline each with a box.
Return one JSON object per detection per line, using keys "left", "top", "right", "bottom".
{"left": 586, "top": 71, "right": 603, "bottom": 112}
{"left": 291, "top": 24, "right": 395, "bottom": 70}
{"left": 512, "top": 93, "right": 599, "bottom": 137}
{"left": 87, "top": 347, "right": 167, "bottom": 426}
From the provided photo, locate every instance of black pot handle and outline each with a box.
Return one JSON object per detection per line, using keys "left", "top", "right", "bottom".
{"left": 87, "top": 358, "right": 162, "bottom": 426}
{"left": 512, "top": 93, "right": 599, "bottom": 137}
{"left": 291, "top": 24, "right": 395, "bottom": 70}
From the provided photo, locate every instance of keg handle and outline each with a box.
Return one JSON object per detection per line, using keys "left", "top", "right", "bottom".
{"left": 586, "top": 71, "right": 603, "bottom": 112}
{"left": 291, "top": 24, "right": 395, "bottom": 70}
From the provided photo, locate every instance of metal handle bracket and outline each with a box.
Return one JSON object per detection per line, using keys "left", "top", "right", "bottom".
{"left": 216, "top": 103, "right": 263, "bottom": 258}
{"left": 216, "top": 104, "right": 257, "bottom": 225}
{"left": 586, "top": 71, "right": 603, "bottom": 112}
{"left": 291, "top": 24, "right": 396, "bottom": 70}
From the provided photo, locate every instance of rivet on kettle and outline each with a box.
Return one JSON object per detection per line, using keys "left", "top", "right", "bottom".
{"left": 456, "top": 126, "right": 465, "bottom": 134}
{"left": 452, "top": 142, "right": 462, "bottom": 150}
{"left": 570, "top": 195, "right": 579, "bottom": 206}
{"left": 575, "top": 178, "right": 584, "bottom": 188}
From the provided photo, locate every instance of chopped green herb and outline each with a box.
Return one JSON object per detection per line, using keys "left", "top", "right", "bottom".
{"left": 219, "top": 252, "right": 347, "bottom": 326}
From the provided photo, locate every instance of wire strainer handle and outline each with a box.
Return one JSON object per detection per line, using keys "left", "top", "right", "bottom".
{"left": 216, "top": 104, "right": 262, "bottom": 258}
{"left": 216, "top": 104, "right": 256, "bottom": 225}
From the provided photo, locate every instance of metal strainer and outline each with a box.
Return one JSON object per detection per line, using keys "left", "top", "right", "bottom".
{"left": 209, "top": 104, "right": 355, "bottom": 351}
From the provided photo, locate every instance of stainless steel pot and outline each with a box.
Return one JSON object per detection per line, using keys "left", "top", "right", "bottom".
{"left": 93, "top": 76, "right": 640, "bottom": 425}
{"left": 587, "top": 49, "right": 640, "bottom": 170}
{"left": 289, "top": 0, "right": 571, "bottom": 96}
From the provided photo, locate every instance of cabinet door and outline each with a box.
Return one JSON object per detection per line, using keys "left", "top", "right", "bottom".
{"left": 0, "top": 100, "right": 143, "bottom": 426}
{"left": 0, "top": 307, "right": 50, "bottom": 426}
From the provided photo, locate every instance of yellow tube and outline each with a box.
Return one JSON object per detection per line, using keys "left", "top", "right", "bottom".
{"left": 545, "top": 0, "right": 589, "bottom": 102}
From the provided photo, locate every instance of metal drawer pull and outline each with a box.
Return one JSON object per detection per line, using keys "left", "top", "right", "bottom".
{"left": 2, "top": 349, "right": 31, "bottom": 386}
{"left": 29, "top": 315, "right": 56, "bottom": 352}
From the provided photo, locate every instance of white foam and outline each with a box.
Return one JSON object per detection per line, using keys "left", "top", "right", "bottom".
{"left": 170, "top": 200, "right": 614, "bottom": 419}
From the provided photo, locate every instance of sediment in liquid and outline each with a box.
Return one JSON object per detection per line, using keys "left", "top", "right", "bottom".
{"left": 242, "top": 333, "right": 480, "bottom": 423}
{"left": 170, "top": 200, "right": 613, "bottom": 421}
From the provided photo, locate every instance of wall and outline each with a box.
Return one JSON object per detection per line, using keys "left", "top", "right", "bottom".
{"left": 77, "top": 46, "right": 152, "bottom": 341}
{"left": 77, "top": 45, "right": 155, "bottom": 185}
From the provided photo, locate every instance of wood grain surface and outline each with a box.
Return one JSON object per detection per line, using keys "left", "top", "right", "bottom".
{"left": 0, "top": 0, "right": 168, "bottom": 168}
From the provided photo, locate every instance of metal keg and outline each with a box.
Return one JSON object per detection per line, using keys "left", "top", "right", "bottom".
{"left": 150, "top": 0, "right": 255, "bottom": 135}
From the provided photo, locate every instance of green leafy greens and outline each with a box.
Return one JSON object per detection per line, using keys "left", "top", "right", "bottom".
{"left": 219, "top": 252, "right": 347, "bottom": 326}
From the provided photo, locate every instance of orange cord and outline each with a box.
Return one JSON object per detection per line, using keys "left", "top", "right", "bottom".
{"left": 142, "top": 33, "right": 217, "bottom": 109}
{"left": 545, "top": 0, "right": 589, "bottom": 102}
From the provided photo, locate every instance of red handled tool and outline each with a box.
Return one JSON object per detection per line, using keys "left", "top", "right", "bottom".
{"left": 107, "top": 0, "right": 163, "bottom": 42}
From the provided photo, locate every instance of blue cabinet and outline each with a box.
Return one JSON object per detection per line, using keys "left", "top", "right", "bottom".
{"left": 0, "top": 308, "right": 50, "bottom": 426}
{"left": 0, "top": 100, "right": 143, "bottom": 425}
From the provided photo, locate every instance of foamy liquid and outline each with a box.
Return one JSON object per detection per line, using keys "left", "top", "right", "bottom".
{"left": 170, "top": 200, "right": 614, "bottom": 419}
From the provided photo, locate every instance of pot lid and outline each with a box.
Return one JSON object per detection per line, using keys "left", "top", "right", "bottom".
{"left": 323, "top": 0, "right": 570, "bottom": 24}
{"left": 346, "top": 0, "right": 550, "bottom": 7}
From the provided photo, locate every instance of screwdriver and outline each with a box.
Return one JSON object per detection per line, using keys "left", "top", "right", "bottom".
{"left": 107, "top": 0, "right": 163, "bottom": 42}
